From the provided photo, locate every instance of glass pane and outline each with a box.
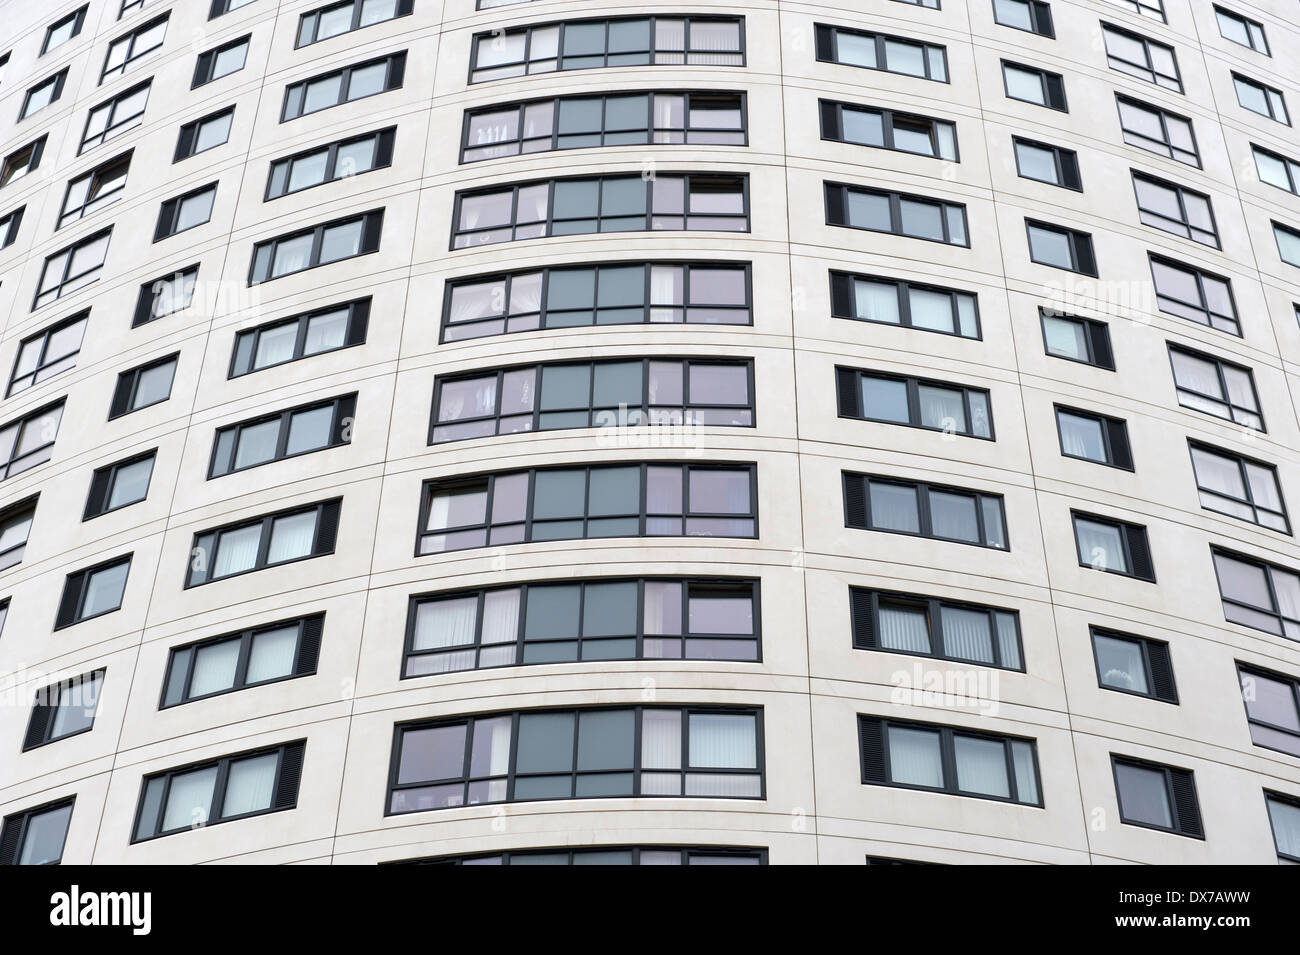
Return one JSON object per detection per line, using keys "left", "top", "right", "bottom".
{"left": 516, "top": 711, "right": 575, "bottom": 773}
{"left": 1115, "top": 762, "right": 1173, "bottom": 828}
{"left": 582, "top": 581, "right": 637, "bottom": 636}
{"left": 879, "top": 603, "right": 931, "bottom": 653}
{"left": 854, "top": 280, "right": 900, "bottom": 323}
{"left": 221, "top": 753, "right": 279, "bottom": 817}
{"left": 267, "top": 511, "right": 317, "bottom": 563}
{"left": 954, "top": 735, "right": 1010, "bottom": 797}
{"left": 107, "top": 457, "right": 153, "bottom": 509}
{"left": 1094, "top": 633, "right": 1149, "bottom": 693}
{"left": 397, "top": 724, "right": 466, "bottom": 783}
{"left": 286, "top": 406, "right": 334, "bottom": 455}
{"left": 862, "top": 376, "right": 909, "bottom": 423}
{"left": 17, "top": 804, "right": 71, "bottom": 864}
{"left": 82, "top": 562, "right": 129, "bottom": 617}
{"left": 246, "top": 626, "right": 299, "bottom": 683}
{"left": 576, "top": 710, "right": 634, "bottom": 770}
{"left": 190, "top": 638, "right": 241, "bottom": 697}
{"left": 870, "top": 483, "right": 920, "bottom": 533}
{"left": 887, "top": 726, "right": 943, "bottom": 787}
{"left": 161, "top": 766, "right": 218, "bottom": 831}
{"left": 1043, "top": 316, "right": 1088, "bottom": 359}
{"left": 1075, "top": 519, "right": 1127, "bottom": 573}
{"left": 688, "top": 713, "right": 755, "bottom": 768}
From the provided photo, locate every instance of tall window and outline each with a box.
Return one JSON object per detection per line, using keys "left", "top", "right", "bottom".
{"left": 1237, "top": 665, "right": 1300, "bottom": 758}
{"left": 404, "top": 577, "right": 759, "bottom": 675}
{"left": 843, "top": 473, "right": 1007, "bottom": 549}
{"left": 35, "top": 229, "right": 111, "bottom": 308}
{"left": 836, "top": 369, "right": 992, "bottom": 439}
{"left": 8, "top": 311, "right": 87, "bottom": 395}
{"left": 210, "top": 394, "right": 355, "bottom": 476}
{"left": 80, "top": 81, "right": 150, "bottom": 153}
{"left": 1112, "top": 755, "right": 1202, "bottom": 837}
{"left": 1189, "top": 442, "right": 1287, "bottom": 532}
{"left": 830, "top": 271, "right": 979, "bottom": 339}
{"left": 55, "top": 554, "right": 131, "bottom": 628}
{"left": 1265, "top": 792, "right": 1300, "bottom": 864}
{"left": 388, "top": 706, "right": 763, "bottom": 813}
{"left": 162, "top": 615, "right": 324, "bottom": 707}
{"left": 281, "top": 52, "right": 406, "bottom": 120}
{"left": 820, "top": 100, "right": 956, "bottom": 161}
{"left": 230, "top": 299, "right": 370, "bottom": 376}
{"left": 825, "top": 183, "right": 968, "bottom": 246}
{"left": 859, "top": 715, "right": 1041, "bottom": 805}
{"left": 814, "top": 24, "right": 948, "bottom": 82}
{"left": 850, "top": 587, "right": 1023, "bottom": 670}
{"left": 296, "top": 0, "right": 413, "bottom": 47}
{"left": 0, "top": 401, "right": 63, "bottom": 480}
{"left": 442, "top": 262, "right": 751, "bottom": 341}
{"left": 1101, "top": 24, "right": 1181, "bottom": 92}
{"left": 1116, "top": 96, "right": 1198, "bottom": 166}
{"left": 1091, "top": 628, "right": 1177, "bottom": 702}
{"left": 1213, "top": 548, "right": 1300, "bottom": 641}
{"left": 1071, "top": 511, "right": 1154, "bottom": 581}
{"left": 24, "top": 670, "right": 104, "bottom": 749}
{"left": 1167, "top": 345, "right": 1260, "bottom": 428}
{"left": 186, "top": 499, "right": 341, "bottom": 587}
{"left": 248, "top": 210, "right": 383, "bottom": 283}
{"left": 0, "top": 799, "right": 74, "bottom": 865}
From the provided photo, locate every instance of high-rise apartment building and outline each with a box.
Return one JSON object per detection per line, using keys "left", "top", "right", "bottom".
{"left": 0, "top": 0, "right": 1297, "bottom": 866}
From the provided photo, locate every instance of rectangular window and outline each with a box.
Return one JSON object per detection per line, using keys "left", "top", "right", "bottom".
{"left": 1102, "top": 0, "right": 1164, "bottom": 20}
{"left": 35, "top": 229, "right": 111, "bottom": 309}
{"left": 1, "top": 137, "right": 45, "bottom": 187}
{"left": 0, "top": 497, "right": 36, "bottom": 572}
{"left": 133, "top": 264, "right": 198, "bottom": 326}
{"left": 59, "top": 152, "right": 130, "bottom": 229}
{"left": 1234, "top": 73, "right": 1289, "bottom": 124}
{"left": 452, "top": 174, "right": 748, "bottom": 249}
{"left": 0, "top": 799, "right": 73, "bottom": 865}
{"left": 161, "top": 614, "right": 323, "bottom": 707}
{"left": 825, "top": 182, "right": 968, "bottom": 246}
{"left": 109, "top": 354, "right": 177, "bottom": 418}
{"left": 297, "top": 0, "right": 412, "bottom": 47}
{"left": 186, "top": 499, "right": 341, "bottom": 587}
{"left": 419, "top": 463, "right": 757, "bottom": 555}
{"left": 463, "top": 91, "right": 746, "bottom": 162}
{"left": 192, "top": 34, "right": 249, "bottom": 88}
{"left": 230, "top": 299, "right": 369, "bottom": 376}
{"left": 1190, "top": 441, "right": 1287, "bottom": 532}
{"left": 281, "top": 51, "right": 406, "bottom": 121}
{"left": 55, "top": 554, "right": 131, "bottom": 628}
{"left": 1013, "top": 137, "right": 1080, "bottom": 190}
{"left": 993, "top": 0, "right": 1053, "bottom": 37}
{"left": 850, "top": 587, "right": 1023, "bottom": 670}
{"left": 404, "top": 577, "right": 759, "bottom": 675}
{"left": 1132, "top": 172, "right": 1217, "bottom": 247}
{"left": 1091, "top": 627, "right": 1176, "bottom": 701}
{"left": 0, "top": 206, "right": 20, "bottom": 248}
{"left": 1275, "top": 222, "right": 1300, "bottom": 268}
{"left": 1040, "top": 309, "right": 1113, "bottom": 368}
{"left": 843, "top": 472, "right": 1007, "bottom": 549}
{"left": 154, "top": 183, "right": 216, "bottom": 241}
{"left": 120, "top": 0, "right": 148, "bottom": 15}
{"left": 1112, "top": 756, "right": 1202, "bottom": 837}
{"left": 249, "top": 210, "right": 383, "bottom": 284}
{"left": 820, "top": 99, "right": 957, "bottom": 161}
{"left": 388, "top": 706, "right": 762, "bottom": 813}
{"left": 8, "top": 311, "right": 87, "bottom": 396}
{"left": 431, "top": 358, "right": 752, "bottom": 442}
{"left": 1150, "top": 256, "right": 1238, "bottom": 335}
{"left": 443, "top": 262, "right": 750, "bottom": 341}
{"left": 1001, "top": 61, "right": 1066, "bottom": 110}
{"left": 42, "top": 7, "right": 87, "bottom": 55}
{"left": 400, "top": 846, "right": 765, "bottom": 866}
{"left": 102, "top": 12, "right": 168, "bottom": 81}
{"left": 81, "top": 80, "right": 150, "bottom": 153}
{"left": 836, "top": 368, "right": 992, "bottom": 439}
{"left": 470, "top": 17, "right": 745, "bottom": 83}
{"left": 1167, "top": 344, "right": 1260, "bottom": 428}
{"left": 1072, "top": 511, "right": 1154, "bottom": 581}
{"left": 1254, "top": 144, "right": 1300, "bottom": 195}
{"left": 210, "top": 394, "right": 355, "bottom": 476}
{"left": 859, "top": 715, "right": 1041, "bottom": 805}
{"left": 1265, "top": 792, "right": 1300, "bottom": 864}
{"left": 1026, "top": 219, "right": 1096, "bottom": 275}
{"left": 1055, "top": 406, "right": 1133, "bottom": 469}
{"left": 830, "top": 271, "right": 980, "bottom": 339}
{"left": 84, "top": 450, "right": 155, "bottom": 519}
{"left": 814, "top": 24, "right": 948, "bottom": 82}
{"left": 894, "top": 0, "right": 940, "bottom": 7}
{"left": 1215, "top": 6, "right": 1268, "bottom": 54}
{"left": 1102, "top": 24, "right": 1181, "bottom": 91}
{"left": 1214, "top": 548, "right": 1300, "bottom": 640}
{"left": 209, "top": 0, "right": 258, "bottom": 16}
{"left": 20, "top": 69, "right": 67, "bottom": 120}
{"left": 0, "top": 401, "right": 63, "bottom": 480}
{"left": 266, "top": 127, "right": 395, "bottom": 199}
{"left": 175, "top": 106, "right": 234, "bottom": 161}
{"left": 1117, "top": 96, "right": 1198, "bottom": 166}
{"left": 24, "top": 670, "right": 104, "bottom": 749}
{"left": 1238, "top": 666, "right": 1300, "bottom": 758}
{"left": 133, "top": 740, "right": 305, "bottom": 842}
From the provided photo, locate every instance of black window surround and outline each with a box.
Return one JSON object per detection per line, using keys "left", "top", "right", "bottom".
{"left": 23, "top": 669, "right": 105, "bottom": 750}
{"left": 185, "top": 498, "right": 341, "bottom": 588}
{"left": 1131, "top": 171, "right": 1218, "bottom": 248}
{"left": 1025, "top": 218, "right": 1097, "bottom": 275}
{"left": 462, "top": 90, "right": 747, "bottom": 163}
{"left": 1236, "top": 663, "right": 1300, "bottom": 758}
{"left": 830, "top": 270, "right": 981, "bottom": 340}
{"left": 58, "top": 151, "right": 131, "bottom": 230}
{"left": 131, "top": 740, "right": 306, "bottom": 843}
{"left": 192, "top": 34, "right": 249, "bottom": 89}
{"left": 102, "top": 12, "right": 168, "bottom": 81}
{"left": 248, "top": 209, "right": 384, "bottom": 285}
{"left": 1214, "top": 5, "right": 1268, "bottom": 55}
{"left": 1212, "top": 546, "right": 1300, "bottom": 641}
{"left": 8, "top": 310, "right": 88, "bottom": 396}
{"left": 1188, "top": 440, "right": 1288, "bottom": 533}
{"left": 42, "top": 6, "right": 88, "bottom": 55}
{"left": 133, "top": 264, "right": 198, "bottom": 326}
{"left": 1090, "top": 626, "right": 1177, "bottom": 702}
{"left": 814, "top": 23, "right": 949, "bottom": 83}
{"left": 1039, "top": 308, "right": 1114, "bottom": 369}
{"left": 819, "top": 98, "right": 958, "bottom": 162}
{"left": 418, "top": 462, "right": 758, "bottom": 555}
{"left": 230, "top": 298, "right": 370, "bottom": 377}
{"left": 1116, "top": 95, "right": 1199, "bottom": 167}
{"left": 403, "top": 577, "right": 760, "bottom": 677}
{"left": 850, "top": 586, "right": 1024, "bottom": 671}
{"left": 1111, "top": 755, "right": 1203, "bottom": 838}
{"left": 1264, "top": 791, "right": 1300, "bottom": 863}
{"left": 296, "top": 0, "right": 414, "bottom": 48}
{"left": 161, "top": 614, "right": 324, "bottom": 708}
{"left": 265, "top": 127, "right": 395, "bottom": 200}
{"left": 1101, "top": 22, "right": 1182, "bottom": 92}
{"left": 83, "top": 449, "right": 156, "bottom": 519}
{"left": 209, "top": 393, "right": 356, "bottom": 477}
{"left": 992, "top": 0, "right": 1054, "bottom": 37}
{"left": 280, "top": 51, "right": 406, "bottom": 121}
{"left": 1166, "top": 343, "right": 1261, "bottom": 429}
{"left": 55, "top": 554, "right": 132, "bottom": 630}
{"left": 390, "top": 846, "right": 767, "bottom": 866}
{"left": 825, "top": 182, "right": 969, "bottom": 247}
{"left": 108, "top": 353, "right": 177, "bottom": 419}
{"left": 0, "top": 496, "right": 37, "bottom": 572}
{"left": 836, "top": 367, "right": 993, "bottom": 439}
{"left": 387, "top": 705, "right": 764, "bottom": 814}
{"left": 0, "top": 798, "right": 74, "bottom": 866}
{"left": 20, "top": 69, "right": 68, "bottom": 121}
{"left": 1233, "top": 72, "right": 1288, "bottom": 125}
{"left": 1071, "top": 510, "right": 1155, "bottom": 581}
{"left": 34, "top": 228, "right": 112, "bottom": 310}
{"left": 174, "top": 106, "right": 235, "bottom": 162}
{"left": 79, "top": 80, "right": 150, "bottom": 154}
{"left": 1012, "top": 137, "right": 1081, "bottom": 190}
{"left": 1054, "top": 405, "right": 1134, "bottom": 470}
{"left": 859, "top": 714, "right": 1042, "bottom": 806}
{"left": 430, "top": 357, "right": 754, "bottom": 443}
{"left": 843, "top": 471, "right": 1009, "bottom": 550}
{"left": 451, "top": 173, "right": 749, "bottom": 250}
{"left": 0, "top": 400, "right": 63, "bottom": 481}
{"left": 1150, "top": 255, "right": 1239, "bottom": 335}
{"left": 1276, "top": 221, "right": 1300, "bottom": 268}
{"left": 209, "top": 0, "right": 258, "bottom": 16}
{"left": 1001, "top": 60, "right": 1067, "bottom": 110}
{"left": 468, "top": 16, "right": 746, "bottom": 84}
{"left": 1108, "top": 0, "right": 1165, "bottom": 21}
{"left": 153, "top": 182, "right": 217, "bottom": 242}
{"left": 441, "top": 261, "right": 752, "bottom": 342}
{"left": 0, "top": 206, "right": 21, "bottom": 248}
{"left": 2, "top": 136, "right": 46, "bottom": 187}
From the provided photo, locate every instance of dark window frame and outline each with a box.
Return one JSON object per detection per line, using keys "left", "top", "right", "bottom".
{"left": 1101, "top": 22, "right": 1183, "bottom": 92}
{"left": 229, "top": 298, "right": 370, "bottom": 377}
{"left": 1149, "top": 254, "right": 1239, "bottom": 335}
{"left": 265, "top": 126, "right": 396, "bottom": 200}
{"left": 101, "top": 11, "right": 169, "bottom": 81}
{"left": 1166, "top": 343, "right": 1261, "bottom": 428}
{"left": 58, "top": 151, "right": 132, "bottom": 230}
{"left": 153, "top": 182, "right": 217, "bottom": 242}
{"left": 83, "top": 449, "right": 156, "bottom": 519}
{"left": 1, "top": 136, "right": 46, "bottom": 187}
{"left": 160, "top": 614, "right": 324, "bottom": 708}
{"left": 0, "top": 399, "right": 64, "bottom": 480}
{"left": 836, "top": 367, "right": 993, "bottom": 440}
{"left": 54, "top": 553, "right": 132, "bottom": 630}
{"left": 23, "top": 668, "right": 105, "bottom": 750}
{"left": 20, "top": 69, "right": 68, "bottom": 121}
{"left": 1039, "top": 308, "right": 1114, "bottom": 369}
{"left": 191, "top": 34, "right": 250, "bottom": 89}
{"left": 41, "top": 6, "right": 88, "bottom": 56}
{"left": 992, "top": 0, "right": 1054, "bottom": 38}
{"left": 296, "top": 0, "right": 414, "bottom": 48}
{"left": 1212, "top": 546, "right": 1300, "bottom": 641}
{"left": 280, "top": 50, "right": 406, "bottom": 121}
{"left": 819, "top": 98, "right": 958, "bottom": 162}
{"left": 1264, "top": 791, "right": 1300, "bottom": 863}
{"left": 133, "top": 264, "right": 198, "bottom": 326}
{"left": 391, "top": 845, "right": 768, "bottom": 866}
{"left": 0, "top": 495, "right": 37, "bottom": 572}
{"left": 1025, "top": 218, "right": 1097, "bottom": 275}
{"left": 247, "top": 209, "right": 384, "bottom": 285}
{"left": 1233, "top": 72, "right": 1289, "bottom": 125}
{"left": 843, "top": 471, "right": 1009, "bottom": 550}
{"left": 108, "top": 353, "right": 178, "bottom": 419}
{"left": 1090, "top": 626, "right": 1177, "bottom": 703}
{"left": 850, "top": 586, "right": 1025, "bottom": 672}
{"left": 209, "top": 393, "right": 356, "bottom": 477}
{"left": 185, "top": 498, "right": 342, "bottom": 588}
{"left": 813, "top": 22, "right": 949, "bottom": 83}
{"left": 7, "top": 310, "right": 88, "bottom": 396}
{"left": 1254, "top": 144, "right": 1300, "bottom": 195}
{"left": 1115, "top": 94, "right": 1200, "bottom": 167}
{"left": 1011, "top": 136, "right": 1081, "bottom": 190}
{"left": 1110, "top": 754, "right": 1203, "bottom": 838}
{"left": 1188, "top": 440, "right": 1288, "bottom": 533}
{"left": 0, "top": 797, "right": 74, "bottom": 865}
{"left": 1070, "top": 510, "right": 1155, "bottom": 582}
{"left": 1000, "top": 59, "right": 1067, "bottom": 111}
{"left": 34, "top": 227, "right": 112, "bottom": 309}
{"left": 79, "top": 80, "right": 151, "bottom": 154}
{"left": 1237, "top": 664, "right": 1300, "bottom": 758}
{"left": 825, "top": 181, "right": 969, "bottom": 247}
{"left": 829, "top": 270, "right": 981, "bottom": 340}
{"left": 0, "top": 205, "right": 20, "bottom": 248}
{"left": 1131, "top": 171, "right": 1219, "bottom": 248}
{"left": 174, "top": 106, "right": 235, "bottom": 162}
{"left": 1053, "top": 404, "right": 1134, "bottom": 470}
{"left": 1214, "top": 5, "right": 1268, "bottom": 55}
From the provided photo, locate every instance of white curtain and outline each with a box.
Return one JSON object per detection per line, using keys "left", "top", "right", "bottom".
{"left": 919, "top": 386, "right": 966, "bottom": 431}
{"left": 1096, "top": 634, "right": 1147, "bottom": 692}
{"left": 879, "top": 605, "right": 931, "bottom": 653}
{"left": 190, "top": 639, "right": 240, "bottom": 696}
{"left": 941, "top": 607, "right": 993, "bottom": 663}
{"left": 640, "top": 709, "right": 681, "bottom": 769}
{"left": 869, "top": 483, "right": 919, "bottom": 531}
{"left": 161, "top": 767, "right": 218, "bottom": 831}
{"left": 222, "top": 754, "right": 279, "bottom": 816}
{"left": 643, "top": 582, "right": 680, "bottom": 635}
{"left": 650, "top": 265, "right": 681, "bottom": 308}
{"left": 887, "top": 727, "right": 943, "bottom": 787}
{"left": 246, "top": 626, "right": 299, "bottom": 683}
{"left": 954, "top": 736, "right": 1009, "bottom": 797}
{"left": 304, "top": 310, "right": 348, "bottom": 352}
{"left": 470, "top": 716, "right": 513, "bottom": 776}
{"left": 996, "top": 613, "right": 1022, "bottom": 670}
{"left": 854, "top": 279, "right": 900, "bottom": 323}
{"left": 1011, "top": 741, "right": 1038, "bottom": 803}
{"left": 1116, "top": 764, "right": 1173, "bottom": 827}
{"left": 689, "top": 713, "right": 755, "bottom": 769}
{"left": 414, "top": 596, "right": 478, "bottom": 651}
{"left": 212, "top": 526, "right": 261, "bottom": 578}
{"left": 930, "top": 493, "right": 978, "bottom": 542}
{"left": 1270, "top": 800, "right": 1300, "bottom": 858}
{"left": 1075, "top": 520, "right": 1125, "bottom": 572}
{"left": 480, "top": 589, "right": 520, "bottom": 645}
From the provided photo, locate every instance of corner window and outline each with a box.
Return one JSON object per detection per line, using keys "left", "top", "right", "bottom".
{"left": 161, "top": 614, "right": 323, "bottom": 707}
{"left": 0, "top": 799, "right": 74, "bottom": 865}
{"left": 175, "top": 106, "right": 234, "bottom": 161}
{"left": 1112, "top": 756, "right": 1202, "bottom": 837}
{"left": 186, "top": 499, "right": 341, "bottom": 587}
{"left": 1238, "top": 665, "right": 1300, "bottom": 758}
{"left": 830, "top": 271, "right": 979, "bottom": 338}
{"left": 230, "top": 299, "right": 369, "bottom": 376}
{"left": 844, "top": 472, "right": 1007, "bottom": 549}
{"left": 55, "top": 554, "right": 131, "bottom": 628}
{"left": 820, "top": 99, "right": 956, "bottom": 161}
{"left": 24, "top": 670, "right": 104, "bottom": 749}
{"left": 249, "top": 210, "right": 383, "bottom": 284}
{"left": 836, "top": 368, "right": 992, "bottom": 439}
{"left": 133, "top": 264, "right": 198, "bottom": 326}
{"left": 0, "top": 401, "right": 63, "bottom": 480}
{"left": 1071, "top": 511, "right": 1154, "bottom": 581}
{"left": 814, "top": 23, "right": 947, "bottom": 82}
{"left": 826, "top": 182, "right": 968, "bottom": 246}
{"left": 1189, "top": 442, "right": 1287, "bottom": 532}
{"left": 1055, "top": 406, "right": 1133, "bottom": 469}
{"left": 1117, "top": 96, "right": 1198, "bottom": 166}
{"left": 83, "top": 450, "right": 156, "bottom": 519}
{"left": 1091, "top": 628, "right": 1176, "bottom": 701}
{"left": 297, "top": 0, "right": 412, "bottom": 46}
{"left": 281, "top": 51, "right": 406, "bottom": 121}
{"left": 1026, "top": 219, "right": 1096, "bottom": 275}
{"left": 108, "top": 354, "right": 177, "bottom": 418}
{"left": 1040, "top": 309, "right": 1113, "bottom": 368}
{"left": 850, "top": 587, "right": 1023, "bottom": 670}
{"left": 1101, "top": 24, "right": 1181, "bottom": 92}
{"left": 192, "top": 34, "right": 249, "bottom": 88}
{"left": 8, "top": 310, "right": 87, "bottom": 396}
{"left": 81, "top": 81, "right": 150, "bottom": 153}
{"left": 1013, "top": 138, "right": 1081, "bottom": 189}
{"left": 266, "top": 127, "right": 395, "bottom": 199}
{"left": 210, "top": 394, "right": 355, "bottom": 476}
{"left": 1001, "top": 61, "right": 1066, "bottom": 110}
